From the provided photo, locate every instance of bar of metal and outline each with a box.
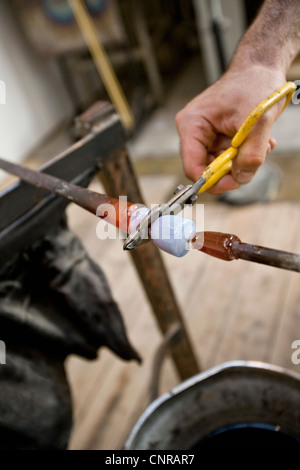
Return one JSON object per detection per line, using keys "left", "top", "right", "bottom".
{"left": 231, "top": 241, "right": 300, "bottom": 273}
{"left": 0, "top": 104, "right": 125, "bottom": 263}
{"left": 0, "top": 108, "right": 124, "bottom": 232}
{"left": 0, "top": 157, "right": 107, "bottom": 215}
{"left": 149, "top": 323, "right": 181, "bottom": 403}
{"left": 100, "top": 148, "right": 201, "bottom": 381}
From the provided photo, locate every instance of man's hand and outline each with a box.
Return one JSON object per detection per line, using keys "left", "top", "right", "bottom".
{"left": 176, "top": 0, "right": 300, "bottom": 194}
{"left": 176, "top": 65, "right": 286, "bottom": 194}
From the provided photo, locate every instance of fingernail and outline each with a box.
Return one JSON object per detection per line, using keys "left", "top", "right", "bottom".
{"left": 235, "top": 171, "right": 253, "bottom": 184}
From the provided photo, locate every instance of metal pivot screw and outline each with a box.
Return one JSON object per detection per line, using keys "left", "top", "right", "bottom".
{"left": 174, "top": 184, "right": 185, "bottom": 194}
{"left": 187, "top": 194, "right": 198, "bottom": 205}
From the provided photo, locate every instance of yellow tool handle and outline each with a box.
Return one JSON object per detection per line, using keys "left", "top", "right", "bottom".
{"left": 199, "top": 81, "right": 296, "bottom": 193}
{"left": 199, "top": 160, "right": 233, "bottom": 193}
{"left": 200, "top": 147, "right": 237, "bottom": 187}
{"left": 232, "top": 81, "right": 296, "bottom": 148}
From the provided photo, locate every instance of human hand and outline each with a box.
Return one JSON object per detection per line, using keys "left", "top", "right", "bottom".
{"left": 176, "top": 65, "right": 287, "bottom": 194}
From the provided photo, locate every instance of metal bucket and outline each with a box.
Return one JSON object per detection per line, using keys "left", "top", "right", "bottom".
{"left": 125, "top": 361, "right": 300, "bottom": 449}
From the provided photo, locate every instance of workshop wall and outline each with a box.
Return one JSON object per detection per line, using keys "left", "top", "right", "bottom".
{"left": 0, "top": 2, "right": 73, "bottom": 164}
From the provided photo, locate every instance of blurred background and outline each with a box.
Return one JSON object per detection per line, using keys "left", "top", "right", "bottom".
{"left": 0, "top": 0, "right": 265, "bottom": 162}
{"left": 1, "top": 0, "right": 299, "bottom": 169}
{"left": 1, "top": 0, "right": 300, "bottom": 450}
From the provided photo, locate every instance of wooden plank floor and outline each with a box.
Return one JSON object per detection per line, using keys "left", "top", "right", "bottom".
{"left": 65, "top": 173, "right": 300, "bottom": 450}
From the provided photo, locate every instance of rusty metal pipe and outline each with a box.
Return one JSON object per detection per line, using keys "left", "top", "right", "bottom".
{"left": 2, "top": 158, "right": 300, "bottom": 273}
{"left": 0, "top": 157, "right": 140, "bottom": 233}
{"left": 191, "top": 231, "right": 300, "bottom": 273}
{"left": 0, "top": 157, "right": 108, "bottom": 214}
{"left": 231, "top": 241, "right": 300, "bottom": 273}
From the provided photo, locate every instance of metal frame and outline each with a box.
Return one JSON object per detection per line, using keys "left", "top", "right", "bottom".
{"left": 0, "top": 102, "right": 199, "bottom": 380}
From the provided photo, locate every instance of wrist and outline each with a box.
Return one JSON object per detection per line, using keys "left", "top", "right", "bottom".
{"left": 229, "top": 0, "right": 300, "bottom": 76}
{"left": 222, "top": 61, "right": 286, "bottom": 89}
{"left": 230, "top": 40, "right": 300, "bottom": 76}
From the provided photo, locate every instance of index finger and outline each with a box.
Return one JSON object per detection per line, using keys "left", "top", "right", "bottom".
{"left": 176, "top": 114, "right": 217, "bottom": 181}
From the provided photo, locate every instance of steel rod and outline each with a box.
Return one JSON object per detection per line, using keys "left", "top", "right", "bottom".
{"left": 2, "top": 159, "right": 299, "bottom": 273}
{"left": 191, "top": 231, "right": 300, "bottom": 273}
{"left": 0, "top": 157, "right": 105, "bottom": 214}
{"left": 231, "top": 241, "right": 300, "bottom": 273}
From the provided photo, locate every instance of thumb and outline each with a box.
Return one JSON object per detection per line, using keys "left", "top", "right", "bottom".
{"left": 231, "top": 112, "right": 275, "bottom": 185}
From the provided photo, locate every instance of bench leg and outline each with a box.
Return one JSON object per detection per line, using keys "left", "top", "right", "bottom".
{"left": 100, "top": 148, "right": 200, "bottom": 380}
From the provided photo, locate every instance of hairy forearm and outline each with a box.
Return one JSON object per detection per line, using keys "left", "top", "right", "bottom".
{"left": 231, "top": 0, "right": 300, "bottom": 73}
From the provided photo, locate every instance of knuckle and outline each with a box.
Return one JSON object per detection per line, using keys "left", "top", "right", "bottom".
{"left": 175, "top": 109, "right": 185, "bottom": 129}
{"left": 175, "top": 111, "right": 181, "bottom": 126}
{"left": 257, "top": 111, "right": 274, "bottom": 126}
{"left": 242, "top": 153, "right": 264, "bottom": 169}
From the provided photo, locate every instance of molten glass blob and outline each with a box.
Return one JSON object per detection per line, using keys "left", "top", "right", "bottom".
{"left": 129, "top": 206, "right": 196, "bottom": 257}
{"left": 95, "top": 198, "right": 300, "bottom": 271}
{"left": 96, "top": 196, "right": 140, "bottom": 233}
{"left": 97, "top": 200, "right": 196, "bottom": 257}
{"left": 190, "top": 231, "right": 241, "bottom": 261}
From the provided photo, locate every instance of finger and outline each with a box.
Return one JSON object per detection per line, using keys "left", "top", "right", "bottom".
{"left": 206, "top": 174, "right": 241, "bottom": 195}
{"left": 210, "top": 133, "right": 276, "bottom": 193}
{"left": 176, "top": 112, "right": 216, "bottom": 181}
{"left": 266, "top": 137, "right": 277, "bottom": 154}
{"left": 210, "top": 134, "right": 232, "bottom": 154}
{"left": 269, "top": 137, "right": 277, "bottom": 150}
{"left": 231, "top": 112, "right": 275, "bottom": 185}
{"left": 179, "top": 137, "right": 208, "bottom": 182}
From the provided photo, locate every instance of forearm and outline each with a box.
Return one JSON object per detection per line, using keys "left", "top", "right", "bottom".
{"left": 231, "top": 0, "right": 300, "bottom": 74}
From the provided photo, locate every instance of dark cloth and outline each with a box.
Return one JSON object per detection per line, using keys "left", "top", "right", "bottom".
{"left": 0, "top": 217, "right": 140, "bottom": 449}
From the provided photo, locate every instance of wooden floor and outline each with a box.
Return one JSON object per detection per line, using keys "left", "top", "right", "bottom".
{"left": 65, "top": 173, "right": 300, "bottom": 450}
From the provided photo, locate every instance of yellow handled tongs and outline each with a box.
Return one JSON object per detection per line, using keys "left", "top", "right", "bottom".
{"left": 124, "top": 81, "right": 296, "bottom": 251}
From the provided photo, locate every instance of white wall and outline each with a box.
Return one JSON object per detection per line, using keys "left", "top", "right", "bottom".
{"left": 0, "top": 2, "right": 73, "bottom": 164}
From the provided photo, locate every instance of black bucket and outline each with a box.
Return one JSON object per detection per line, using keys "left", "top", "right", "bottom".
{"left": 125, "top": 361, "right": 300, "bottom": 449}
